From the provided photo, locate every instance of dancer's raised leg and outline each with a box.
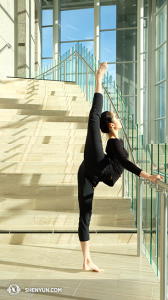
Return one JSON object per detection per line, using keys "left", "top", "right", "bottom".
{"left": 79, "top": 62, "right": 108, "bottom": 273}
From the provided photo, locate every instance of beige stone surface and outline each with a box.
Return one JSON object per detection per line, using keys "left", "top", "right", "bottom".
{"left": 0, "top": 78, "right": 137, "bottom": 234}
{"left": 0, "top": 242, "right": 160, "bottom": 300}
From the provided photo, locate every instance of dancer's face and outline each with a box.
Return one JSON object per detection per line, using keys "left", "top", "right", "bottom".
{"left": 109, "top": 112, "right": 122, "bottom": 131}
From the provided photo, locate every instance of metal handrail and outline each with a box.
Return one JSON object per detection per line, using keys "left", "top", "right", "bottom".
{"left": 35, "top": 50, "right": 136, "bottom": 164}
{"left": 0, "top": 43, "right": 12, "bottom": 54}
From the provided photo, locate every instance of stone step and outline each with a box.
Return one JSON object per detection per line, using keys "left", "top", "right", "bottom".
{"left": 0, "top": 153, "right": 84, "bottom": 162}
{"left": 0, "top": 144, "right": 85, "bottom": 153}
{"left": 0, "top": 136, "right": 87, "bottom": 144}
{"left": 0, "top": 121, "right": 88, "bottom": 129}
{"left": 0, "top": 209, "right": 135, "bottom": 230}
{"left": 0, "top": 172, "right": 122, "bottom": 185}
{"left": 0, "top": 181, "right": 123, "bottom": 197}
{"left": 0, "top": 103, "right": 90, "bottom": 115}
{"left": 1, "top": 84, "right": 81, "bottom": 90}
{"left": 0, "top": 128, "right": 89, "bottom": 136}
{"left": 0, "top": 109, "right": 90, "bottom": 117}
{"left": 0, "top": 90, "right": 84, "bottom": 97}
{"left": 0, "top": 195, "right": 131, "bottom": 211}
{"left": 0, "top": 102, "right": 91, "bottom": 109}
{"left": 0, "top": 95, "right": 88, "bottom": 102}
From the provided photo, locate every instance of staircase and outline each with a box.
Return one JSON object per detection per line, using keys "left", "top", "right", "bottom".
{"left": 0, "top": 77, "right": 136, "bottom": 242}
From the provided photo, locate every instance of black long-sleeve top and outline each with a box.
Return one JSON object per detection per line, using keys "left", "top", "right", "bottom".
{"left": 105, "top": 138, "right": 143, "bottom": 186}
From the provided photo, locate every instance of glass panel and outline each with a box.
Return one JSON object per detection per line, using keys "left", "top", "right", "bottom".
{"left": 123, "top": 96, "right": 137, "bottom": 123}
{"left": 100, "top": 0, "right": 137, "bottom": 29}
{"left": 116, "top": 63, "right": 137, "bottom": 96}
{"left": 143, "top": 53, "right": 148, "bottom": 86}
{"left": 100, "top": 31, "right": 116, "bottom": 62}
{"left": 156, "top": 44, "right": 166, "bottom": 83}
{"left": 42, "top": 27, "right": 53, "bottom": 58}
{"left": 42, "top": 58, "right": 53, "bottom": 69}
{"left": 61, "top": 8, "right": 94, "bottom": 41}
{"left": 155, "top": 119, "right": 166, "bottom": 143}
{"left": 100, "top": 29, "right": 137, "bottom": 62}
{"left": 143, "top": 19, "right": 148, "bottom": 52}
{"left": 42, "top": 9, "right": 53, "bottom": 26}
{"left": 155, "top": 81, "right": 166, "bottom": 119}
{"left": 119, "top": 29, "right": 137, "bottom": 62}
{"left": 100, "top": 4, "right": 116, "bottom": 30}
{"left": 156, "top": 0, "right": 167, "bottom": 11}
{"left": 143, "top": 86, "right": 148, "bottom": 145}
{"left": 144, "top": 0, "right": 148, "bottom": 18}
{"left": 156, "top": 5, "right": 167, "bottom": 47}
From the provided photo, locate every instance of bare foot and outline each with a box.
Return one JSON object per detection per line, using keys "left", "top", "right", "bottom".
{"left": 83, "top": 259, "right": 104, "bottom": 272}
{"left": 96, "top": 62, "right": 108, "bottom": 80}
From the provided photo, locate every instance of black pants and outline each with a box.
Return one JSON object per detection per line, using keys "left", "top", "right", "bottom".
{"left": 77, "top": 93, "right": 111, "bottom": 242}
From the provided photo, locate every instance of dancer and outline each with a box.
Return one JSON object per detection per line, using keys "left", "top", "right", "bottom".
{"left": 77, "top": 62, "right": 163, "bottom": 272}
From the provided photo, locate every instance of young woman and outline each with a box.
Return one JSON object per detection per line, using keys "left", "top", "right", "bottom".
{"left": 77, "top": 62, "right": 163, "bottom": 273}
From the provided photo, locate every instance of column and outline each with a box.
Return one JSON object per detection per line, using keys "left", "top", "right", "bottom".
{"left": 166, "top": 2, "right": 168, "bottom": 143}
{"left": 53, "top": 0, "right": 61, "bottom": 65}
{"left": 17, "top": 0, "right": 35, "bottom": 78}
{"left": 14, "top": 0, "right": 18, "bottom": 77}
{"left": 94, "top": 0, "right": 100, "bottom": 68}
{"left": 35, "top": 0, "right": 42, "bottom": 75}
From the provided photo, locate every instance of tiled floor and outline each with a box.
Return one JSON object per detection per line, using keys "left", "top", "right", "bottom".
{"left": 0, "top": 237, "right": 160, "bottom": 300}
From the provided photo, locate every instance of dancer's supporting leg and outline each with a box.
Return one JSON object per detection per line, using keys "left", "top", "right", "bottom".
{"left": 79, "top": 62, "right": 107, "bottom": 272}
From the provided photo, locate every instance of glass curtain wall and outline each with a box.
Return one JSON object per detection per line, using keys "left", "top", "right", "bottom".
{"left": 155, "top": 0, "right": 167, "bottom": 143}
{"left": 100, "top": 0, "right": 138, "bottom": 124}
{"left": 142, "top": 0, "right": 167, "bottom": 145}
{"left": 41, "top": 5, "right": 53, "bottom": 69}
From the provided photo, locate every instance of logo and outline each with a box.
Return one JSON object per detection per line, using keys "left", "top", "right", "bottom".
{"left": 7, "top": 284, "right": 21, "bottom": 296}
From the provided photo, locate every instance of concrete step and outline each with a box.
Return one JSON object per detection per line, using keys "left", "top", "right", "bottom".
{"left": 0, "top": 209, "right": 135, "bottom": 231}
{"left": 0, "top": 153, "right": 84, "bottom": 163}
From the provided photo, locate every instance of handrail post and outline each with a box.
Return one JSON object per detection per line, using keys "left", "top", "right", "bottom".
{"left": 86, "top": 66, "right": 88, "bottom": 101}
{"left": 64, "top": 61, "right": 66, "bottom": 81}
{"left": 122, "top": 136, "right": 125, "bottom": 198}
{"left": 137, "top": 176, "right": 142, "bottom": 257}
{"left": 76, "top": 54, "right": 78, "bottom": 84}
{"left": 160, "top": 189, "right": 167, "bottom": 300}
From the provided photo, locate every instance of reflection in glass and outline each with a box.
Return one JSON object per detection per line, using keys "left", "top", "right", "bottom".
{"left": 155, "top": 81, "right": 166, "bottom": 119}
{"left": 42, "top": 9, "right": 53, "bottom": 26}
{"left": 116, "top": 62, "right": 137, "bottom": 96}
{"left": 42, "top": 27, "right": 53, "bottom": 58}
{"left": 155, "top": 118, "right": 166, "bottom": 143}
{"left": 100, "top": 0, "right": 137, "bottom": 29}
{"left": 116, "top": 29, "right": 137, "bottom": 62}
{"left": 156, "top": 5, "right": 167, "bottom": 47}
{"left": 100, "top": 30, "right": 137, "bottom": 63}
{"left": 156, "top": 0, "right": 167, "bottom": 11}
{"left": 144, "top": 0, "right": 148, "bottom": 18}
{"left": 156, "top": 45, "right": 166, "bottom": 83}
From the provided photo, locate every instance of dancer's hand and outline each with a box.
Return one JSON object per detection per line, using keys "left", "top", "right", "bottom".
{"left": 135, "top": 164, "right": 141, "bottom": 168}
{"left": 148, "top": 174, "right": 164, "bottom": 185}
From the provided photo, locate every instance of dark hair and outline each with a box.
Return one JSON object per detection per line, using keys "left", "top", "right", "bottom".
{"left": 100, "top": 111, "right": 114, "bottom": 133}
